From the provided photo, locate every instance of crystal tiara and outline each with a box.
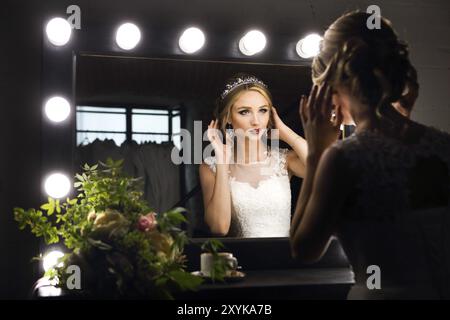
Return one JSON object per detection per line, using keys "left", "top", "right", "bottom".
{"left": 220, "top": 76, "right": 267, "bottom": 100}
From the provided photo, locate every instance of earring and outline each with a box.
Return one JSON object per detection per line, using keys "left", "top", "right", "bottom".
{"left": 330, "top": 108, "right": 337, "bottom": 123}
{"left": 263, "top": 127, "right": 271, "bottom": 143}
{"left": 226, "top": 123, "right": 234, "bottom": 139}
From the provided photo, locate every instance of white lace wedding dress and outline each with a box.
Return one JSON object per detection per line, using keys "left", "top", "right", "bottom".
{"left": 204, "top": 147, "right": 291, "bottom": 238}
{"left": 332, "top": 126, "right": 450, "bottom": 299}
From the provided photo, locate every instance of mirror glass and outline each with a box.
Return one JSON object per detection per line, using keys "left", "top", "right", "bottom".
{"left": 74, "top": 52, "right": 312, "bottom": 237}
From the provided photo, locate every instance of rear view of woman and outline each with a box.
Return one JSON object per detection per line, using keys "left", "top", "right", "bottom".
{"left": 290, "top": 11, "right": 450, "bottom": 299}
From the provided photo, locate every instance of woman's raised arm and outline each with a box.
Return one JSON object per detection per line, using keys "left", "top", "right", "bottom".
{"left": 199, "top": 120, "right": 233, "bottom": 236}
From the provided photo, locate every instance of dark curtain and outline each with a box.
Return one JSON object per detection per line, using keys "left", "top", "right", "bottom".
{"left": 75, "top": 139, "right": 180, "bottom": 213}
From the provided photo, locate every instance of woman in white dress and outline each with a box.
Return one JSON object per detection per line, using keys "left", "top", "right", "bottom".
{"left": 290, "top": 11, "right": 450, "bottom": 299}
{"left": 199, "top": 73, "right": 308, "bottom": 237}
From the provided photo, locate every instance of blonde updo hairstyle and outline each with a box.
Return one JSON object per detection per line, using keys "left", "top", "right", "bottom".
{"left": 312, "top": 11, "right": 419, "bottom": 127}
{"left": 214, "top": 73, "right": 275, "bottom": 138}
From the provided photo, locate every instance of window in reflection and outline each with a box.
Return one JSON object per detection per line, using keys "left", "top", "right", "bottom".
{"left": 76, "top": 106, "right": 181, "bottom": 148}
{"left": 131, "top": 108, "right": 181, "bottom": 149}
{"left": 76, "top": 106, "right": 127, "bottom": 146}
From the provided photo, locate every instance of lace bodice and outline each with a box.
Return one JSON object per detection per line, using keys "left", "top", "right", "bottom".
{"left": 204, "top": 148, "right": 291, "bottom": 238}
{"left": 332, "top": 126, "right": 450, "bottom": 220}
{"left": 332, "top": 125, "right": 450, "bottom": 299}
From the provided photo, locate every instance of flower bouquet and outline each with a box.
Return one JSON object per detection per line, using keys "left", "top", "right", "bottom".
{"left": 14, "top": 159, "right": 203, "bottom": 299}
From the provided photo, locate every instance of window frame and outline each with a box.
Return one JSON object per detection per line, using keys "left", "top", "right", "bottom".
{"left": 75, "top": 104, "right": 182, "bottom": 146}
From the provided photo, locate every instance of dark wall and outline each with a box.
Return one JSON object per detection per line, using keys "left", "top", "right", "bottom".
{"left": 2, "top": 0, "right": 449, "bottom": 299}
{"left": 1, "top": 1, "right": 42, "bottom": 299}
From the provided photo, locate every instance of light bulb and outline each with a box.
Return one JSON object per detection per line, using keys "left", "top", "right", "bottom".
{"left": 239, "top": 30, "right": 266, "bottom": 56}
{"left": 43, "top": 250, "right": 65, "bottom": 272}
{"left": 44, "top": 96, "right": 71, "bottom": 122}
{"left": 179, "top": 27, "right": 205, "bottom": 54}
{"left": 46, "top": 17, "right": 72, "bottom": 46}
{"left": 44, "top": 173, "right": 71, "bottom": 199}
{"left": 296, "top": 33, "right": 322, "bottom": 58}
{"left": 115, "top": 23, "right": 141, "bottom": 50}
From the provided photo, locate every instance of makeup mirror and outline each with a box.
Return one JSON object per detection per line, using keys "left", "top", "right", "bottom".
{"left": 73, "top": 52, "right": 312, "bottom": 237}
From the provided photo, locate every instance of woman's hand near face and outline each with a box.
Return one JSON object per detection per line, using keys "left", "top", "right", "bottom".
{"left": 271, "top": 106, "right": 308, "bottom": 178}
{"left": 207, "top": 119, "right": 233, "bottom": 164}
{"left": 300, "top": 83, "right": 343, "bottom": 158}
{"left": 271, "top": 106, "right": 291, "bottom": 142}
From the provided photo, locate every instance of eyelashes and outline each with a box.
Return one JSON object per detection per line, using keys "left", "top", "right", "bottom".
{"left": 238, "top": 109, "right": 268, "bottom": 115}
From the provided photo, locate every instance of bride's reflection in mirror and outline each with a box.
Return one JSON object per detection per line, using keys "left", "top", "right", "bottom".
{"left": 200, "top": 73, "right": 308, "bottom": 237}
{"left": 73, "top": 55, "right": 313, "bottom": 238}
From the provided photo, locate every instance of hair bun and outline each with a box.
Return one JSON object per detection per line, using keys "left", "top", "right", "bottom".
{"left": 341, "top": 37, "right": 373, "bottom": 76}
{"left": 312, "top": 10, "right": 419, "bottom": 130}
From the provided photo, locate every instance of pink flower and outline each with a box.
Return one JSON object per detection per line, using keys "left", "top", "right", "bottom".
{"left": 137, "top": 212, "right": 157, "bottom": 232}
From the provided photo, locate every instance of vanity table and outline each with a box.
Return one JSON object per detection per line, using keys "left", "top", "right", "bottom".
{"left": 34, "top": 237, "right": 354, "bottom": 300}
{"left": 177, "top": 237, "right": 354, "bottom": 299}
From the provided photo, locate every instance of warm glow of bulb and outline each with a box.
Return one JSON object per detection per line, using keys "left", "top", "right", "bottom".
{"left": 239, "top": 30, "right": 266, "bottom": 56}
{"left": 44, "top": 173, "right": 71, "bottom": 199}
{"left": 43, "top": 250, "right": 65, "bottom": 272}
{"left": 44, "top": 96, "right": 71, "bottom": 122}
{"left": 46, "top": 17, "right": 72, "bottom": 46}
{"left": 179, "top": 27, "right": 205, "bottom": 54}
{"left": 115, "top": 23, "right": 141, "bottom": 50}
{"left": 296, "top": 33, "right": 322, "bottom": 58}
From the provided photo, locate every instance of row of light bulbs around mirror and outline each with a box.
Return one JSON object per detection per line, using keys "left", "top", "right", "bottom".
{"left": 42, "top": 19, "right": 323, "bottom": 274}
{"left": 42, "top": 19, "right": 322, "bottom": 271}
{"left": 42, "top": 18, "right": 323, "bottom": 208}
{"left": 46, "top": 17, "right": 323, "bottom": 58}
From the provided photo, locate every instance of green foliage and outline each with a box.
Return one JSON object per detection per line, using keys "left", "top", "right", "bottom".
{"left": 14, "top": 158, "right": 203, "bottom": 299}
{"left": 201, "top": 239, "right": 225, "bottom": 253}
{"left": 201, "top": 239, "right": 231, "bottom": 282}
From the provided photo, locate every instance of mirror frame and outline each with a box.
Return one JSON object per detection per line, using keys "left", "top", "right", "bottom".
{"left": 41, "top": 21, "right": 319, "bottom": 243}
